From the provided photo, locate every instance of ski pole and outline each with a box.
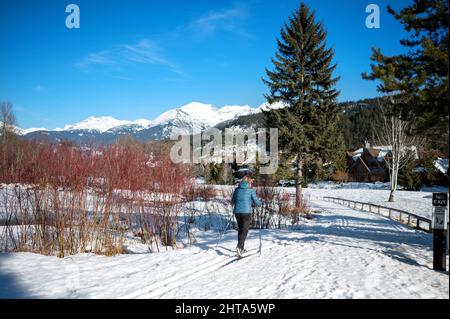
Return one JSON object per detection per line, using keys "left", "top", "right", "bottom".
{"left": 258, "top": 205, "right": 263, "bottom": 256}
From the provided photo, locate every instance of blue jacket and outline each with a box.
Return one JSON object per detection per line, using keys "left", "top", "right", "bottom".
{"left": 232, "top": 181, "right": 262, "bottom": 214}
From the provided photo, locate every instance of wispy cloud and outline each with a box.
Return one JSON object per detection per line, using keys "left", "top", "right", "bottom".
{"left": 76, "top": 39, "right": 184, "bottom": 76}
{"left": 188, "top": 3, "right": 251, "bottom": 37}
{"left": 75, "top": 3, "right": 251, "bottom": 78}
{"left": 33, "top": 85, "right": 46, "bottom": 92}
{"left": 76, "top": 52, "right": 115, "bottom": 68}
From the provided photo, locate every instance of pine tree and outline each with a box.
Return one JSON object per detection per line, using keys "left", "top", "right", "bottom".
{"left": 228, "top": 167, "right": 234, "bottom": 185}
{"left": 262, "top": 2, "right": 340, "bottom": 207}
{"left": 363, "top": 0, "right": 449, "bottom": 147}
{"left": 274, "top": 153, "right": 295, "bottom": 182}
{"left": 320, "top": 121, "right": 347, "bottom": 174}
{"left": 254, "top": 151, "right": 261, "bottom": 185}
{"left": 209, "top": 163, "right": 225, "bottom": 184}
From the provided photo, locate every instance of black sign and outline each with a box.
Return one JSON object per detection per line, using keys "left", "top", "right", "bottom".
{"left": 432, "top": 193, "right": 448, "bottom": 206}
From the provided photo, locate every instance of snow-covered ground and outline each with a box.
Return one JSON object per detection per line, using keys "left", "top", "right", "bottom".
{"left": 217, "top": 182, "right": 449, "bottom": 220}
{"left": 0, "top": 199, "right": 448, "bottom": 299}
{"left": 303, "top": 184, "right": 448, "bottom": 220}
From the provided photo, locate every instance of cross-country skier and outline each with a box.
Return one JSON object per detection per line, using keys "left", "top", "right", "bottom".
{"left": 231, "top": 174, "right": 262, "bottom": 257}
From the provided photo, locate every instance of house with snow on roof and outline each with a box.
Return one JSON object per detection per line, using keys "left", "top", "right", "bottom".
{"left": 346, "top": 142, "right": 419, "bottom": 183}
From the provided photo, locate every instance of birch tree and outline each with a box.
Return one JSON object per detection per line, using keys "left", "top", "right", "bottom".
{"left": 376, "top": 98, "right": 420, "bottom": 202}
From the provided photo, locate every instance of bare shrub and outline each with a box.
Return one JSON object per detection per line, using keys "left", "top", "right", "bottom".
{"left": 253, "top": 183, "right": 311, "bottom": 229}
{"left": 0, "top": 139, "right": 193, "bottom": 257}
{"left": 185, "top": 184, "right": 217, "bottom": 202}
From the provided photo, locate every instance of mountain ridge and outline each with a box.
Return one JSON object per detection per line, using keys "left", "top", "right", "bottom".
{"left": 19, "top": 101, "right": 281, "bottom": 143}
{"left": 19, "top": 101, "right": 270, "bottom": 135}
{"left": 18, "top": 98, "right": 382, "bottom": 144}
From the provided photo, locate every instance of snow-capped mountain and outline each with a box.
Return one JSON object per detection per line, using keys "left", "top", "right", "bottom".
{"left": 19, "top": 101, "right": 282, "bottom": 143}
{"left": 148, "top": 102, "right": 261, "bottom": 137}
{"left": 55, "top": 116, "right": 152, "bottom": 133}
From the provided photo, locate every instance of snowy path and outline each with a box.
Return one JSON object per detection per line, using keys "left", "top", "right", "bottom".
{"left": 0, "top": 200, "right": 448, "bottom": 298}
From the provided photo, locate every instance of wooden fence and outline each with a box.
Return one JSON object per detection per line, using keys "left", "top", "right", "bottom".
{"left": 323, "top": 196, "right": 432, "bottom": 233}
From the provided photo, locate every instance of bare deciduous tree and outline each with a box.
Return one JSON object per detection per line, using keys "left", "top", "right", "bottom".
{"left": 376, "top": 97, "right": 422, "bottom": 202}
{"left": 1, "top": 102, "right": 19, "bottom": 181}
{"left": 1, "top": 101, "right": 17, "bottom": 137}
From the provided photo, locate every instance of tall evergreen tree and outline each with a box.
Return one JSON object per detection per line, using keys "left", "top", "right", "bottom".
{"left": 209, "top": 162, "right": 225, "bottom": 184}
{"left": 363, "top": 0, "right": 449, "bottom": 149}
{"left": 254, "top": 151, "right": 261, "bottom": 185}
{"left": 262, "top": 3, "right": 340, "bottom": 207}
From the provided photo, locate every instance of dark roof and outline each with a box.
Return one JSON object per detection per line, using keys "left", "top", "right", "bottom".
{"left": 365, "top": 148, "right": 380, "bottom": 157}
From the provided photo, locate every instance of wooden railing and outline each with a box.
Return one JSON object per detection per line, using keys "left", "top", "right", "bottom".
{"left": 323, "top": 196, "right": 432, "bottom": 233}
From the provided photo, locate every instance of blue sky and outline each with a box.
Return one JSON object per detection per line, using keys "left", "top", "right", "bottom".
{"left": 0, "top": 0, "right": 412, "bottom": 129}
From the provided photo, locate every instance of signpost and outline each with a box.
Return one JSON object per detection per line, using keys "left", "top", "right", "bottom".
{"left": 432, "top": 193, "right": 448, "bottom": 271}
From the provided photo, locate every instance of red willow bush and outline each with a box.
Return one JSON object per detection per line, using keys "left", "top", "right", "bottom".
{"left": 0, "top": 139, "right": 192, "bottom": 257}
{"left": 254, "top": 184, "right": 310, "bottom": 229}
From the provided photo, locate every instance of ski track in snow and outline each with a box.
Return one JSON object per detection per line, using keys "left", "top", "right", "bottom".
{"left": 0, "top": 199, "right": 448, "bottom": 299}
{"left": 123, "top": 242, "right": 279, "bottom": 299}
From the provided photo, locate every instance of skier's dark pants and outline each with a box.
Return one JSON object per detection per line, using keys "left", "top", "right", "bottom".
{"left": 235, "top": 213, "right": 252, "bottom": 250}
